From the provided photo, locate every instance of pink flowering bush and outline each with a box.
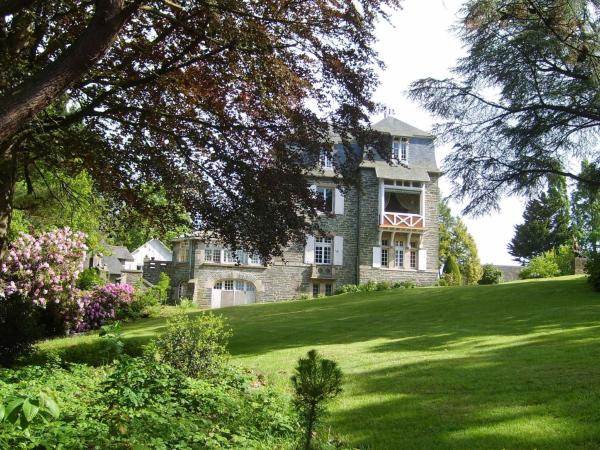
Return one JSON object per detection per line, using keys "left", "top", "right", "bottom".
{"left": 0, "top": 228, "right": 87, "bottom": 308}
{"left": 0, "top": 228, "right": 87, "bottom": 364}
{"left": 75, "top": 283, "right": 135, "bottom": 332}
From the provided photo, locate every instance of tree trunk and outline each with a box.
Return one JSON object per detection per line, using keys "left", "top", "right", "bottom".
{"left": 0, "top": 0, "right": 139, "bottom": 144}
{"left": 0, "top": 143, "right": 17, "bottom": 254}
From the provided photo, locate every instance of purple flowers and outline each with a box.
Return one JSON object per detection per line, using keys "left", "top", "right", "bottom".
{"left": 74, "top": 283, "right": 135, "bottom": 332}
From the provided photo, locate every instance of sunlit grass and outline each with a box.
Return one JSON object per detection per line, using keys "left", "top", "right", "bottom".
{"left": 35, "top": 276, "right": 600, "bottom": 449}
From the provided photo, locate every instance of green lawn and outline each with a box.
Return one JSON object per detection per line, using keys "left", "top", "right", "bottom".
{"left": 38, "top": 276, "right": 600, "bottom": 449}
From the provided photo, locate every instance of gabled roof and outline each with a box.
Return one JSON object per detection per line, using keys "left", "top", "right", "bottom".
{"left": 132, "top": 239, "right": 173, "bottom": 257}
{"left": 100, "top": 242, "right": 134, "bottom": 261}
{"left": 372, "top": 116, "right": 435, "bottom": 139}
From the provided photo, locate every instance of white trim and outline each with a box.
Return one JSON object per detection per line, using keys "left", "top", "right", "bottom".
{"left": 304, "top": 235, "right": 315, "bottom": 264}
{"left": 333, "top": 236, "right": 344, "bottom": 265}
{"left": 418, "top": 249, "right": 427, "bottom": 271}
{"left": 334, "top": 189, "right": 344, "bottom": 215}
{"left": 372, "top": 246, "right": 382, "bottom": 268}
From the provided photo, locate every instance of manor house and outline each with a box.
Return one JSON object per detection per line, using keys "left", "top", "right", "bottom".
{"left": 143, "top": 117, "right": 440, "bottom": 307}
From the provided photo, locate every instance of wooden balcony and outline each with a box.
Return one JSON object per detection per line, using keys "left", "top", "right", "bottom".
{"left": 381, "top": 212, "right": 424, "bottom": 229}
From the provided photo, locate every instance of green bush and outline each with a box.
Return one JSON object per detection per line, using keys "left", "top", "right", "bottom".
{"left": 555, "top": 245, "right": 575, "bottom": 276}
{"left": 478, "top": 264, "right": 502, "bottom": 285}
{"left": 76, "top": 268, "right": 105, "bottom": 290}
{"left": 0, "top": 357, "right": 298, "bottom": 449}
{"left": 0, "top": 295, "right": 41, "bottom": 366}
{"left": 585, "top": 253, "right": 600, "bottom": 291}
{"left": 520, "top": 252, "right": 561, "bottom": 279}
{"left": 291, "top": 350, "right": 343, "bottom": 450}
{"left": 149, "top": 313, "right": 232, "bottom": 378}
{"left": 443, "top": 255, "right": 462, "bottom": 285}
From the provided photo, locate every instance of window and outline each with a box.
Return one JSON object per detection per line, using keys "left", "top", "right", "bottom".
{"left": 235, "top": 280, "right": 246, "bottom": 291}
{"left": 392, "top": 137, "right": 408, "bottom": 161}
{"left": 178, "top": 282, "right": 186, "bottom": 299}
{"left": 214, "top": 281, "right": 223, "bottom": 290}
{"left": 224, "top": 280, "right": 234, "bottom": 291}
{"left": 410, "top": 242, "right": 417, "bottom": 269}
{"left": 320, "top": 151, "right": 333, "bottom": 169}
{"left": 394, "top": 240, "right": 404, "bottom": 267}
{"left": 313, "top": 283, "right": 320, "bottom": 298}
{"left": 325, "top": 284, "right": 333, "bottom": 296}
{"left": 205, "top": 247, "right": 221, "bottom": 263}
{"left": 316, "top": 186, "right": 334, "bottom": 212}
{"left": 223, "top": 249, "right": 235, "bottom": 263}
{"left": 315, "top": 236, "right": 333, "bottom": 264}
{"left": 249, "top": 254, "right": 261, "bottom": 265}
{"left": 177, "top": 241, "right": 189, "bottom": 262}
{"left": 381, "top": 239, "right": 389, "bottom": 268}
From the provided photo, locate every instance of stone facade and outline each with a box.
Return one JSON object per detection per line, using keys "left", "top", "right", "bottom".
{"left": 143, "top": 117, "right": 442, "bottom": 307}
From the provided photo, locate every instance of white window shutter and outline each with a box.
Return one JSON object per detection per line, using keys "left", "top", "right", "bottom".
{"left": 418, "top": 249, "right": 427, "bottom": 271}
{"left": 334, "top": 189, "right": 344, "bottom": 215}
{"left": 372, "top": 246, "right": 382, "bottom": 268}
{"left": 304, "top": 235, "right": 315, "bottom": 264}
{"left": 333, "top": 236, "right": 344, "bottom": 265}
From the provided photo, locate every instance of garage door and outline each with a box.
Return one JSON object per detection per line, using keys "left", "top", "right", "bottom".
{"left": 211, "top": 280, "right": 256, "bottom": 308}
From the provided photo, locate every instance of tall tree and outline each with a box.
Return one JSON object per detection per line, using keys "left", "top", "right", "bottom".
{"left": 572, "top": 161, "right": 600, "bottom": 254}
{"left": 508, "top": 176, "right": 571, "bottom": 263}
{"left": 439, "top": 201, "right": 483, "bottom": 285}
{"left": 0, "top": 0, "right": 400, "bottom": 256}
{"left": 410, "top": 0, "right": 600, "bottom": 215}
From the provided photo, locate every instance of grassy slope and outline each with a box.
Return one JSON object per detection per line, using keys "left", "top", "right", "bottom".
{"left": 39, "top": 276, "right": 600, "bottom": 449}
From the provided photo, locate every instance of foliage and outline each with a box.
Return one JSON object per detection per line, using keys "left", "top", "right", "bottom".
{"left": 555, "top": 245, "right": 575, "bottom": 276}
{"left": 8, "top": 169, "right": 106, "bottom": 250}
{"left": 519, "top": 252, "right": 561, "bottom": 279}
{"left": 0, "top": 391, "right": 60, "bottom": 439}
{"left": 439, "top": 201, "right": 482, "bottom": 284}
{"left": 0, "top": 0, "right": 401, "bottom": 258}
{"left": 0, "top": 357, "right": 298, "bottom": 449}
{"left": 410, "top": 0, "right": 600, "bottom": 214}
{"left": 334, "top": 280, "right": 416, "bottom": 295}
{"left": 478, "top": 265, "right": 502, "bottom": 285}
{"left": 0, "top": 295, "right": 40, "bottom": 366}
{"left": 571, "top": 161, "right": 600, "bottom": 254}
{"left": 75, "top": 283, "right": 135, "bottom": 332}
{"left": 76, "top": 268, "right": 105, "bottom": 291}
{"left": 0, "top": 228, "right": 87, "bottom": 308}
{"left": 291, "top": 350, "right": 343, "bottom": 450}
{"left": 508, "top": 176, "right": 571, "bottom": 263}
{"left": 98, "top": 321, "right": 124, "bottom": 363}
{"left": 443, "top": 255, "right": 463, "bottom": 286}
{"left": 150, "top": 313, "right": 232, "bottom": 379}
{"left": 0, "top": 228, "right": 87, "bottom": 363}
{"left": 585, "top": 253, "right": 600, "bottom": 291}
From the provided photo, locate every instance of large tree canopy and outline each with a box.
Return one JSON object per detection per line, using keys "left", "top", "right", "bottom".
{"left": 410, "top": 0, "right": 600, "bottom": 214}
{"left": 0, "top": 0, "right": 399, "bottom": 256}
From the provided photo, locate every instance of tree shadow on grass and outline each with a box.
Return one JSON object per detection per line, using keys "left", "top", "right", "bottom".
{"left": 327, "top": 325, "right": 600, "bottom": 449}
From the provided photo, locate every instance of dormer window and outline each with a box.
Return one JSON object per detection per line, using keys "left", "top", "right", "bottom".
{"left": 392, "top": 137, "right": 408, "bottom": 162}
{"left": 320, "top": 151, "right": 333, "bottom": 169}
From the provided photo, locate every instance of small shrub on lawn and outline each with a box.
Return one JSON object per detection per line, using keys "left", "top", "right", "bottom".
{"left": 478, "top": 264, "right": 502, "bottom": 285}
{"left": 291, "top": 349, "right": 343, "bottom": 450}
{"left": 149, "top": 312, "right": 232, "bottom": 378}
{"left": 520, "top": 252, "right": 561, "bottom": 279}
{"left": 0, "top": 295, "right": 41, "bottom": 366}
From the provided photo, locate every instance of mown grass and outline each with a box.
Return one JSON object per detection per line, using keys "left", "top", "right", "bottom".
{"left": 36, "top": 276, "right": 600, "bottom": 449}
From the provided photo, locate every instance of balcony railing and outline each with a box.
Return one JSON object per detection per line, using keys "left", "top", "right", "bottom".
{"left": 381, "top": 212, "right": 424, "bottom": 228}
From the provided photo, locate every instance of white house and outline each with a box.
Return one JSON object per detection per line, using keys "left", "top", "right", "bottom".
{"left": 125, "top": 239, "right": 173, "bottom": 270}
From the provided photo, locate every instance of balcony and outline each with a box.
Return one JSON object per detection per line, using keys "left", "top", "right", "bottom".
{"left": 310, "top": 264, "right": 336, "bottom": 279}
{"left": 381, "top": 212, "right": 424, "bottom": 229}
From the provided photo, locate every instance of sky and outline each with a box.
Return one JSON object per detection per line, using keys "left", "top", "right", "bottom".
{"left": 372, "top": 0, "right": 524, "bottom": 266}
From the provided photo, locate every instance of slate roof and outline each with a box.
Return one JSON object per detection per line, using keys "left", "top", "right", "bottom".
{"left": 372, "top": 116, "right": 435, "bottom": 139}
{"left": 103, "top": 244, "right": 134, "bottom": 262}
